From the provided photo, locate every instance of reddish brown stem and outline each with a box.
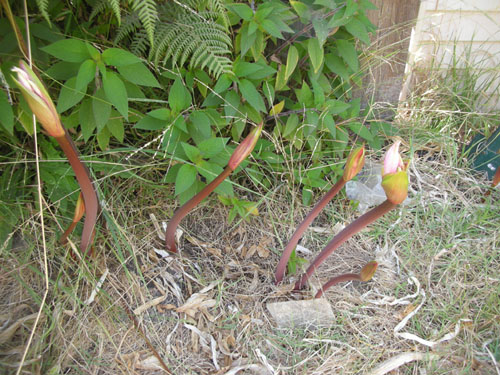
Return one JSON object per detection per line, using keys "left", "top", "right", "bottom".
{"left": 59, "top": 221, "right": 77, "bottom": 245}
{"left": 55, "top": 131, "right": 99, "bottom": 256}
{"left": 314, "top": 273, "right": 361, "bottom": 299}
{"left": 295, "top": 200, "right": 396, "bottom": 291}
{"left": 165, "top": 166, "right": 233, "bottom": 253}
{"left": 275, "top": 178, "right": 346, "bottom": 284}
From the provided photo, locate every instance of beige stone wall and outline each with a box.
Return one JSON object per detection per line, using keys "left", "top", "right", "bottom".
{"left": 402, "top": 0, "right": 500, "bottom": 109}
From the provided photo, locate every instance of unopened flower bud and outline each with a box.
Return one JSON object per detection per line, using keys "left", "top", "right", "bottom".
{"left": 381, "top": 141, "right": 409, "bottom": 205}
{"left": 359, "top": 261, "right": 378, "bottom": 282}
{"left": 343, "top": 145, "right": 365, "bottom": 181}
{"left": 12, "top": 61, "right": 65, "bottom": 138}
{"left": 228, "top": 123, "right": 263, "bottom": 170}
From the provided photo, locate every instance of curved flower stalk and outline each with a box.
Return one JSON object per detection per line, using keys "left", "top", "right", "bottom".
{"left": 165, "top": 123, "right": 263, "bottom": 253}
{"left": 274, "top": 146, "right": 365, "bottom": 284}
{"left": 314, "top": 261, "right": 378, "bottom": 298}
{"left": 295, "top": 141, "right": 408, "bottom": 291}
{"left": 12, "top": 61, "right": 99, "bottom": 256}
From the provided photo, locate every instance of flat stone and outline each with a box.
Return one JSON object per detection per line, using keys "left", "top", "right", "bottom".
{"left": 266, "top": 298, "right": 335, "bottom": 329}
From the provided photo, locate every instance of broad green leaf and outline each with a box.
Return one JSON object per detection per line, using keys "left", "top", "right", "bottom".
{"left": 79, "top": 99, "right": 96, "bottom": 141}
{"left": 245, "top": 61, "right": 276, "bottom": 80}
{"left": 224, "top": 90, "right": 240, "bottom": 118}
{"left": 240, "top": 23, "right": 257, "bottom": 57}
{"left": 107, "top": 113, "right": 124, "bottom": 142}
{"left": 175, "top": 164, "right": 197, "bottom": 196}
{"left": 275, "top": 65, "right": 287, "bottom": 91}
{"left": 197, "top": 161, "right": 233, "bottom": 196}
{"left": 181, "top": 142, "right": 202, "bottom": 164}
{"left": 42, "top": 39, "right": 91, "bottom": 63}
{"left": 164, "top": 163, "right": 182, "bottom": 183}
{"left": 174, "top": 115, "right": 188, "bottom": 133}
{"left": 134, "top": 115, "right": 165, "bottom": 130}
{"left": 325, "top": 99, "right": 351, "bottom": 114}
{"left": 0, "top": 90, "right": 14, "bottom": 135}
{"left": 345, "top": 18, "right": 371, "bottom": 44}
{"left": 285, "top": 45, "right": 299, "bottom": 81}
{"left": 323, "top": 115, "right": 336, "bottom": 137}
{"left": 103, "top": 71, "right": 128, "bottom": 120}
{"left": 189, "top": 111, "right": 212, "bottom": 143}
{"left": 312, "top": 18, "right": 330, "bottom": 46}
{"left": 325, "top": 53, "right": 349, "bottom": 81}
{"left": 261, "top": 19, "right": 283, "bottom": 39}
{"left": 46, "top": 61, "right": 80, "bottom": 80}
{"left": 93, "top": 88, "right": 111, "bottom": 132}
{"left": 102, "top": 48, "right": 142, "bottom": 66}
{"left": 76, "top": 59, "right": 96, "bottom": 92}
{"left": 234, "top": 61, "right": 263, "bottom": 78}
{"left": 117, "top": 63, "right": 160, "bottom": 87}
{"left": 97, "top": 126, "right": 110, "bottom": 150}
{"left": 228, "top": 3, "right": 253, "bottom": 21}
{"left": 198, "top": 137, "right": 229, "bottom": 158}
{"left": 178, "top": 180, "right": 203, "bottom": 205}
{"left": 148, "top": 108, "right": 170, "bottom": 120}
{"left": 57, "top": 77, "right": 85, "bottom": 113}
{"left": 337, "top": 39, "right": 359, "bottom": 71}
{"left": 290, "top": 1, "right": 311, "bottom": 20}
{"left": 169, "top": 78, "right": 192, "bottom": 114}
{"left": 348, "top": 121, "right": 373, "bottom": 141}
{"left": 283, "top": 113, "right": 299, "bottom": 137}
{"left": 269, "top": 100, "right": 285, "bottom": 116}
{"left": 308, "top": 38, "right": 324, "bottom": 73}
{"left": 239, "top": 79, "right": 266, "bottom": 113}
{"left": 296, "top": 81, "right": 313, "bottom": 106}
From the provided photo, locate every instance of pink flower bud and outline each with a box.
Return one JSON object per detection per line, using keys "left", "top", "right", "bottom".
{"left": 343, "top": 145, "right": 365, "bottom": 181}
{"left": 12, "top": 61, "right": 65, "bottom": 138}
{"left": 228, "top": 123, "right": 263, "bottom": 170}
{"left": 381, "top": 141, "right": 409, "bottom": 205}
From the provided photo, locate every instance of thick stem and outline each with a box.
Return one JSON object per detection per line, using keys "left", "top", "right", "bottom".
{"left": 275, "top": 179, "right": 346, "bottom": 284}
{"left": 314, "top": 273, "right": 361, "bottom": 298}
{"left": 55, "top": 131, "right": 99, "bottom": 256}
{"left": 165, "top": 166, "right": 233, "bottom": 253}
{"left": 295, "top": 200, "right": 396, "bottom": 290}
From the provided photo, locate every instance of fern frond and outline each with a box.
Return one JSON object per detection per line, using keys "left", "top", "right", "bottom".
{"left": 90, "top": 0, "right": 109, "bottom": 22}
{"left": 35, "top": 0, "right": 51, "bottom": 25}
{"left": 130, "top": 30, "right": 149, "bottom": 57}
{"left": 115, "top": 13, "right": 141, "bottom": 44}
{"left": 130, "top": 0, "right": 158, "bottom": 47}
{"left": 105, "top": 0, "right": 121, "bottom": 25}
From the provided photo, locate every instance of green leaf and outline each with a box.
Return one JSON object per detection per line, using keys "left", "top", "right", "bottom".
{"left": 93, "top": 88, "right": 111, "bottom": 132}
{"left": 348, "top": 121, "right": 373, "bottom": 141}
{"left": 239, "top": 79, "right": 266, "bottom": 113}
{"left": 148, "top": 108, "right": 170, "bottom": 120}
{"left": 107, "top": 113, "right": 124, "bottom": 142}
{"left": 102, "top": 48, "right": 142, "bottom": 66}
{"left": 75, "top": 59, "right": 96, "bottom": 92}
{"left": 103, "top": 71, "right": 128, "bottom": 120}
{"left": 134, "top": 115, "right": 165, "bottom": 130}
{"left": 181, "top": 142, "right": 202, "bottom": 164}
{"left": 0, "top": 90, "right": 14, "bottom": 135}
{"left": 169, "top": 78, "right": 192, "bottom": 114}
{"left": 234, "top": 61, "right": 263, "bottom": 78}
{"left": 308, "top": 38, "right": 324, "bottom": 73}
{"left": 261, "top": 19, "right": 283, "bottom": 39}
{"left": 198, "top": 137, "right": 229, "bottom": 159}
{"left": 79, "top": 99, "right": 96, "bottom": 141}
{"left": 325, "top": 53, "right": 349, "bottom": 81}
{"left": 46, "top": 62, "right": 81, "bottom": 80}
{"left": 337, "top": 39, "right": 359, "bottom": 71}
{"left": 57, "top": 77, "right": 85, "bottom": 113}
{"left": 325, "top": 99, "right": 351, "bottom": 114}
{"left": 117, "top": 63, "right": 160, "bottom": 87}
{"left": 228, "top": 3, "right": 254, "bottom": 21}
{"left": 42, "top": 39, "right": 92, "bottom": 63}
{"left": 285, "top": 45, "right": 299, "bottom": 81}
{"left": 312, "top": 18, "right": 330, "bottom": 46}
{"left": 196, "top": 161, "right": 233, "bottom": 196}
{"left": 240, "top": 23, "right": 257, "bottom": 57}
{"left": 97, "top": 126, "right": 111, "bottom": 150}
{"left": 224, "top": 90, "right": 240, "bottom": 118}
{"left": 189, "top": 111, "right": 212, "bottom": 143}
{"left": 283, "top": 113, "right": 299, "bottom": 137}
{"left": 344, "top": 18, "right": 371, "bottom": 44}
{"left": 175, "top": 164, "right": 197, "bottom": 196}
{"left": 323, "top": 115, "right": 336, "bottom": 138}
{"left": 290, "top": 1, "right": 311, "bottom": 20}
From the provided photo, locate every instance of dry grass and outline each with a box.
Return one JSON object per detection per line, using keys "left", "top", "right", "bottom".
{"left": 1, "top": 132, "right": 499, "bottom": 374}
